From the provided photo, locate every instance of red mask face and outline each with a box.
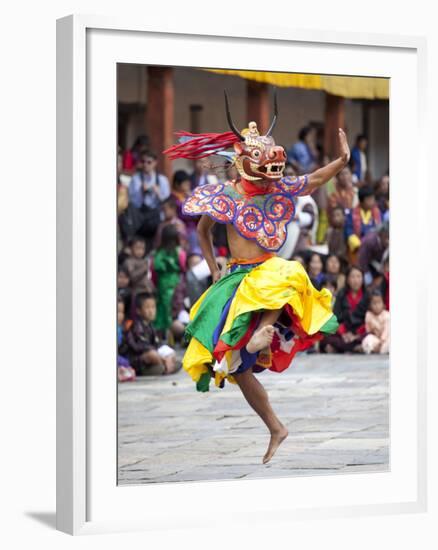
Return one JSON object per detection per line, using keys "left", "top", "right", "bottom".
{"left": 233, "top": 130, "right": 287, "bottom": 182}
{"left": 224, "top": 91, "right": 284, "bottom": 183}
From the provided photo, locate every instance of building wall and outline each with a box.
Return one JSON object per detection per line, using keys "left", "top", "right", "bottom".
{"left": 118, "top": 64, "right": 388, "bottom": 180}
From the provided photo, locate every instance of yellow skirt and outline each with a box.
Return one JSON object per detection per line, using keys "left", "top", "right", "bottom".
{"left": 183, "top": 256, "right": 338, "bottom": 392}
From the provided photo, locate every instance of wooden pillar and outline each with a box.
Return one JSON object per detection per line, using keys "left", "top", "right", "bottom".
{"left": 324, "top": 93, "right": 345, "bottom": 159}
{"left": 362, "top": 99, "right": 370, "bottom": 139}
{"left": 246, "top": 80, "right": 270, "bottom": 134}
{"left": 146, "top": 66, "right": 174, "bottom": 179}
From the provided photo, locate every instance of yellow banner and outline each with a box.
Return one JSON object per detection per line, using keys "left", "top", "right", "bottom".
{"left": 204, "top": 69, "right": 389, "bottom": 100}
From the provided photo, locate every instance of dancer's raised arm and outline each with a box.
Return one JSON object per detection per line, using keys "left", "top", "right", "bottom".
{"left": 304, "top": 128, "right": 350, "bottom": 195}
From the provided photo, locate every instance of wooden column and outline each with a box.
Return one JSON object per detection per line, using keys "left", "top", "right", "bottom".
{"left": 324, "top": 93, "right": 345, "bottom": 159}
{"left": 246, "top": 80, "right": 270, "bottom": 134}
{"left": 146, "top": 66, "right": 174, "bottom": 179}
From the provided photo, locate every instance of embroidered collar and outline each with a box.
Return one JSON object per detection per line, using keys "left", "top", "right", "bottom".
{"left": 182, "top": 176, "right": 308, "bottom": 251}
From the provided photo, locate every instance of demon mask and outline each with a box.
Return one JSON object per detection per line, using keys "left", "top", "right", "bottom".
{"left": 224, "top": 91, "right": 287, "bottom": 182}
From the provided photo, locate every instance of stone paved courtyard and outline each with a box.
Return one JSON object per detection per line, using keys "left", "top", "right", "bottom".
{"left": 118, "top": 353, "right": 389, "bottom": 485}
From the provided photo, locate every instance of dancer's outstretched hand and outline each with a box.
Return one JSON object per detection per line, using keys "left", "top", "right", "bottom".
{"left": 338, "top": 128, "right": 350, "bottom": 164}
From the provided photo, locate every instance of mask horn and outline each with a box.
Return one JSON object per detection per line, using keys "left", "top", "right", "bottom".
{"left": 224, "top": 91, "right": 244, "bottom": 141}
{"left": 266, "top": 88, "right": 278, "bottom": 137}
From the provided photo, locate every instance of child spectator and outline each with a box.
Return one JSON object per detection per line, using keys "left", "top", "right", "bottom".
{"left": 326, "top": 206, "right": 347, "bottom": 260}
{"left": 150, "top": 224, "right": 187, "bottom": 340}
{"left": 117, "top": 298, "right": 136, "bottom": 382}
{"left": 307, "top": 252, "right": 326, "bottom": 290}
{"left": 320, "top": 266, "right": 369, "bottom": 353}
{"left": 117, "top": 297, "right": 126, "bottom": 347}
{"left": 117, "top": 266, "right": 132, "bottom": 315}
{"left": 171, "top": 169, "right": 192, "bottom": 208}
{"left": 172, "top": 169, "right": 200, "bottom": 251}
{"left": 325, "top": 254, "right": 346, "bottom": 293}
{"left": 375, "top": 174, "right": 389, "bottom": 216}
{"left": 123, "top": 292, "right": 180, "bottom": 375}
{"left": 345, "top": 186, "right": 382, "bottom": 258}
{"left": 362, "top": 290, "right": 390, "bottom": 354}
{"left": 154, "top": 195, "right": 188, "bottom": 249}
{"left": 322, "top": 278, "right": 338, "bottom": 306}
{"left": 122, "top": 236, "right": 155, "bottom": 297}
{"left": 357, "top": 222, "right": 389, "bottom": 287}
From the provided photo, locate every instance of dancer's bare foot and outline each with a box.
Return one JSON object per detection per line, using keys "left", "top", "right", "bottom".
{"left": 246, "top": 325, "right": 275, "bottom": 354}
{"left": 263, "top": 425, "right": 289, "bottom": 464}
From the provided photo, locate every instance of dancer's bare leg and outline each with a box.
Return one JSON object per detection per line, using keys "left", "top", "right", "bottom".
{"left": 234, "top": 367, "right": 288, "bottom": 463}
{"left": 246, "top": 309, "right": 281, "bottom": 354}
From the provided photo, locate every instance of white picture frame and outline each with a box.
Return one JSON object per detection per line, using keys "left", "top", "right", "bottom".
{"left": 56, "top": 15, "right": 428, "bottom": 535}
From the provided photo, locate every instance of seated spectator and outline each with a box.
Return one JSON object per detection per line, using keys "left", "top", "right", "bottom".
{"left": 345, "top": 186, "right": 382, "bottom": 261}
{"left": 358, "top": 222, "right": 389, "bottom": 286}
{"left": 320, "top": 266, "right": 369, "bottom": 353}
{"left": 122, "top": 236, "right": 155, "bottom": 297}
{"left": 326, "top": 206, "right": 347, "bottom": 260}
{"left": 154, "top": 196, "right": 188, "bottom": 249}
{"left": 307, "top": 252, "right": 326, "bottom": 290}
{"left": 362, "top": 290, "right": 390, "bottom": 354}
{"left": 122, "top": 292, "right": 180, "bottom": 375}
{"left": 171, "top": 169, "right": 200, "bottom": 251}
{"left": 322, "top": 278, "right": 337, "bottom": 305}
{"left": 350, "top": 134, "right": 369, "bottom": 184}
{"left": 327, "top": 165, "right": 358, "bottom": 214}
{"left": 150, "top": 225, "right": 187, "bottom": 340}
{"left": 171, "top": 169, "right": 191, "bottom": 210}
{"left": 287, "top": 126, "right": 318, "bottom": 174}
{"left": 375, "top": 173, "right": 389, "bottom": 216}
{"left": 117, "top": 266, "right": 132, "bottom": 315}
{"left": 117, "top": 298, "right": 136, "bottom": 382}
{"left": 325, "top": 254, "right": 346, "bottom": 292}
{"left": 117, "top": 297, "right": 127, "bottom": 345}
{"left": 379, "top": 192, "right": 389, "bottom": 223}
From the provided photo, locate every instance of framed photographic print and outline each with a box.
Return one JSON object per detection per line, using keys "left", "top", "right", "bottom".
{"left": 56, "top": 15, "right": 427, "bottom": 535}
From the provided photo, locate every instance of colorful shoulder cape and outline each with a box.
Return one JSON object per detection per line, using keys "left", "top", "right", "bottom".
{"left": 182, "top": 175, "right": 308, "bottom": 251}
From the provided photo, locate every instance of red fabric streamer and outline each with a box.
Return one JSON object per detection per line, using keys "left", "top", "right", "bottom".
{"left": 163, "top": 131, "right": 240, "bottom": 160}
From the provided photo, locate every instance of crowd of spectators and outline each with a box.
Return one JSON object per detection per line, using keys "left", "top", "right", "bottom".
{"left": 117, "top": 129, "right": 390, "bottom": 381}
